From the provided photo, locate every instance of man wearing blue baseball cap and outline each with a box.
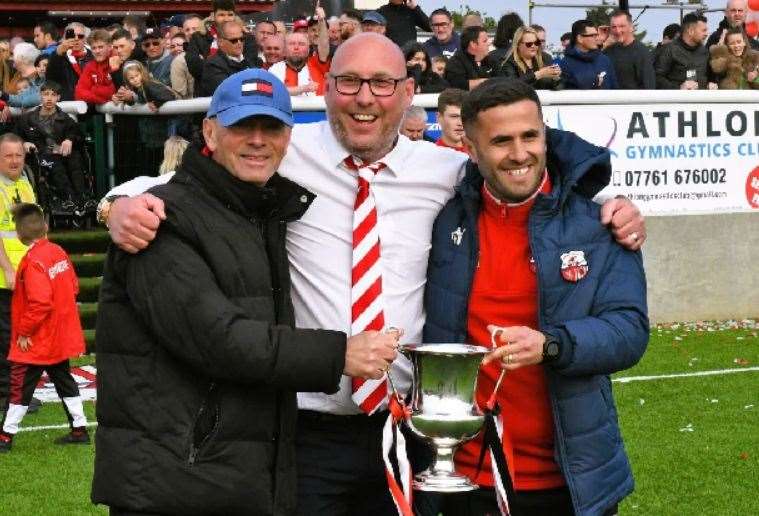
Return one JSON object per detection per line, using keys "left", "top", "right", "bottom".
{"left": 91, "top": 68, "right": 398, "bottom": 515}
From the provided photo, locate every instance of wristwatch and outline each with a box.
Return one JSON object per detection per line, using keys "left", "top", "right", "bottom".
{"left": 542, "top": 333, "right": 560, "bottom": 363}
{"left": 96, "top": 195, "right": 126, "bottom": 227}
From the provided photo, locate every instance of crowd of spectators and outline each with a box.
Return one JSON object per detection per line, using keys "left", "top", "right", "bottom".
{"left": 0, "top": 0, "right": 756, "bottom": 205}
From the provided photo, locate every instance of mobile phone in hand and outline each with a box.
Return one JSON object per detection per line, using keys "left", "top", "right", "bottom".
{"left": 65, "top": 28, "right": 75, "bottom": 39}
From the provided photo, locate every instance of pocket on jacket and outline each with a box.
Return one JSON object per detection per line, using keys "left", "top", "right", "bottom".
{"left": 188, "top": 384, "right": 220, "bottom": 464}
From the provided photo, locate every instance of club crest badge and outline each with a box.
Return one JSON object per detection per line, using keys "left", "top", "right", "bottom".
{"left": 451, "top": 226, "right": 465, "bottom": 246}
{"left": 560, "top": 250, "right": 588, "bottom": 282}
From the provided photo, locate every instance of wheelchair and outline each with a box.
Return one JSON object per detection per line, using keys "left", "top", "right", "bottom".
{"left": 24, "top": 142, "right": 98, "bottom": 231}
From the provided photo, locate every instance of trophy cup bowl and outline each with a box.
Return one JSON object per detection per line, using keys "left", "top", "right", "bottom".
{"left": 400, "top": 343, "right": 489, "bottom": 493}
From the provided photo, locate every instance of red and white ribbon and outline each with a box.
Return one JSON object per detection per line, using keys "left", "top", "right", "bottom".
{"left": 381, "top": 396, "right": 413, "bottom": 516}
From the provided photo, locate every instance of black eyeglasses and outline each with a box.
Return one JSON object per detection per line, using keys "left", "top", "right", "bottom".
{"left": 142, "top": 40, "right": 162, "bottom": 47}
{"left": 74, "top": 34, "right": 86, "bottom": 40}
{"left": 431, "top": 22, "right": 450, "bottom": 28}
{"left": 331, "top": 75, "right": 406, "bottom": 97}
{"left": 580, "top": 32, "right": 599, "bottom": 38}
{"left": 224, "top": 37, "right": 244, "bottom": 44}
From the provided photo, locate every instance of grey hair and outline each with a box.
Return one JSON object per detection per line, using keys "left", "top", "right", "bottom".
{"left": 402, "top": 105, "right": 428, "bottom": 123}
{"left": 64, "top": 22, "right": 89, "bottom": 38}
{"left": 13, "top": 42, "right": 41, "bottom": 66}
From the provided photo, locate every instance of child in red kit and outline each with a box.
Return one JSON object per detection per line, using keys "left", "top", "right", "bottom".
{"left": 0, "top": 203, "right": 88, "bottom": 452}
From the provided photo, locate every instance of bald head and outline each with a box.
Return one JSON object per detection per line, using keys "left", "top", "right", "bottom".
{"left": 331, "top": 32, "right": 406, "bottom": 78}
{"left": 285, "top": 31, "right": 309, "bottom": 68}
{"left": 325, "top": 33, "right": 415, "bottom": 164}
{"left": 725, "top": 0, "right": 747, "bottom": 27}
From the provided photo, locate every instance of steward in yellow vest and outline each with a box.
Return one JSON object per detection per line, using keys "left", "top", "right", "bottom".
{"left": 0, "top": 134, "right": 36, "bottom": 407}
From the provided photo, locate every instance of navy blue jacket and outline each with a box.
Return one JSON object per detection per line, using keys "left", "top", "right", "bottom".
{"left": 424, "top": 128, "right": 649, "bottom": 516}
{"left": 560, "top": 46, "right": 618, "bottom": 89}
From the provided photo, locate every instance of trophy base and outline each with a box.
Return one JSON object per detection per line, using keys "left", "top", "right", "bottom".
{"left": 413, "top": 470, "right": 479, "bottom": 493}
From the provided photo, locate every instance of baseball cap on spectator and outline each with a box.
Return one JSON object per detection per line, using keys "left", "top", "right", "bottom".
{"left": 141, "top": 25, "right": 163, "bottom": 41}
{"left": 167, "top": 14, "right": 185, "bottom": 28}
{"left": 362, "top": 11, "right": 386, "bottom": 26}
{"left": 293, "top": 18, "right": 309, "bottom": 31}
{"left": 207, "top": 68, "right": 293, "bottom": 128}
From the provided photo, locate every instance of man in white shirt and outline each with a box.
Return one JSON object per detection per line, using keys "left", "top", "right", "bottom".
{"left": 101, "top": 32, "right": 646, "bottom": 516}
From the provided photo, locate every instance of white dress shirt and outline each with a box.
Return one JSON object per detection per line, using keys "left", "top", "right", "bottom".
{"left": 282, "top": 121, "right": 467, "bottom": 415}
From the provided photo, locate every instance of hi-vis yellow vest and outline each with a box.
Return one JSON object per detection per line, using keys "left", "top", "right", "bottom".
{"left": 0, "top": 175, "right": 36, "bottom": 289}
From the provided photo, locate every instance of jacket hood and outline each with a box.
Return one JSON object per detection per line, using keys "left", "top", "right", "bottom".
{"left": 565, "top": 46, "right": 601, "bottom": 62}
{"left": 174, "top": 145, "right": 315, "bottom": 222}
{"left": 459, "top": 127, "right": 611, "bottom": 208}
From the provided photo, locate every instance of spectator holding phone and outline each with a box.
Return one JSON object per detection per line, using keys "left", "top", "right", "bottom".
{"left": 495, "top": 26, "right": 563, "bottom": 90}
{"left": 46, "top": 22, "right": 92, "bottom": 101}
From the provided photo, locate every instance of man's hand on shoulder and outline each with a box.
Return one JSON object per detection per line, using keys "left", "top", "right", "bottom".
{"left": 600, "top": 196, "right": 645, "bottom": 251}
{"left": 108, "top": 194, "right": 166, "bottom": 254}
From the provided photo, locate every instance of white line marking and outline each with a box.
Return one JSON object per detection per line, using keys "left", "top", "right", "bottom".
{"left": 614, "top": 367, "right": 759, "bottom": 383}
{"left": 16, "top": 422, "right": 98, "bottom": 433}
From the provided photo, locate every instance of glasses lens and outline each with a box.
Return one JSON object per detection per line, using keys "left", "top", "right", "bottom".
{"left": 369, "top": 79, "right": 396, "bottom": 96}
{"left": 227, "top": 37, "right": 243, "bottom": 44}
{"left": 143, "top": 40, "right": 160, "bottom": 47}
{"left": 336, "top": 76, "right": 361, "bottom": 94}
{"left": 537, "top": 39, "right": 545, "bottom": 44}
{"left": 523, "top": 41, "right": 536, "bottom": 48}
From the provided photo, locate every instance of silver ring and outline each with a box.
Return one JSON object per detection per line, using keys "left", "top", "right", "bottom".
{"left": 630, "top": 232, "right": 639, "bottom": 242}
{"left": 505, "top": 353, "right": 514, "bottom": 365}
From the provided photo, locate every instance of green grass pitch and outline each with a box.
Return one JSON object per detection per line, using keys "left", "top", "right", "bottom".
{"left": 0, "top": 323, "right": 756, "bottom": 515}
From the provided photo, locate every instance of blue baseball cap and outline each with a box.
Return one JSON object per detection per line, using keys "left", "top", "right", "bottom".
{"left": 362, "top": 11, "right": 386, "bottom": 25}
{"left": 207, "top": 68, "right": 293, "bottom": 128}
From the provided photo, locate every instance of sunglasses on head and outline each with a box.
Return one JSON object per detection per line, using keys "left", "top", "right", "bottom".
{"left": 142, "top": 40, "right": 161, "bottom": 47}
{"left": 224, "top": 37, "right": 244, "bottom": 44}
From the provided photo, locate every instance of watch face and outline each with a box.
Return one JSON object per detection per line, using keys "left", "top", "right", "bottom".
{"left": 547, "top": 341, "right": 559, "bottom": 358}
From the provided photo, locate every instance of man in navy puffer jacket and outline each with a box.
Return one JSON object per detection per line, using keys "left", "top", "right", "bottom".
{"left": 423, "top": 78, "right": 648, "bottom": 516}
{"left": 560, "top": 19, "right": 618, "bottom": 89}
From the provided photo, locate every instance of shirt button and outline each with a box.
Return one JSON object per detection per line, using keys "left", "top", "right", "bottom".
{"left": 299, "top": 195, "right": 308, "bottom": 203}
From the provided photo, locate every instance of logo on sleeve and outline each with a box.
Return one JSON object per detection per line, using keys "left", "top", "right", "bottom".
{"left": 451, "top": 226, "right": 465, "bottom": 246}
{"left": 560, "top": 250, "right": 588, "bottom": 282}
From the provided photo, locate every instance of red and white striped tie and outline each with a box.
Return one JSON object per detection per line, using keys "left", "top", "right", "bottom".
{"left": 344, "top": 156, "right": 389, "bottom": 415}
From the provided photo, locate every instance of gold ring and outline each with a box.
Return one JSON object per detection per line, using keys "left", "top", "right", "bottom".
{"left": 504, "top": 353, "right": 514, "bottom": 365}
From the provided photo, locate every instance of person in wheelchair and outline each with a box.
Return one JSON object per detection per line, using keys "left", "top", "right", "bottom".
{"left": 12, "top": 80, "right": 94, "bottom": 213}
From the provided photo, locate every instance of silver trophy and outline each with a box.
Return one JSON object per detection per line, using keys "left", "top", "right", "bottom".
{"left": 401, "top": 343, "right": 489, "bottom": 492}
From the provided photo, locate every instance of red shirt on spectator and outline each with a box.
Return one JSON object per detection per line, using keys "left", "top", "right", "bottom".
{"left": 270, "top": 55, "right": 330, "bottom": 96}
{"left": 74, "top": 59, "right": 115, "bottom": 104}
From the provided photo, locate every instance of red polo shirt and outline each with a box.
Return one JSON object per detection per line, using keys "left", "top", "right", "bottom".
{"left": 455, "top": 173, "right": 565, "bottom": 491}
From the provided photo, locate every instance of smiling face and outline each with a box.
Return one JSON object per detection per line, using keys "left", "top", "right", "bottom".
{"left": 325, "top": 33, "right": 414, "bottom": 163}
{"left": 726, "top": 32, "right": 747, "bottom": 56}
{"left": 0, "top": 140, "right": 25, "bottom": 181}
{"left": 431, "top": 13, "right": 453, "bottom": 43}
{"left": 142, "top": 37, "right": 164, "bottom": 59}
{"left": 465, "top": 99, "right": 547, "bottom": 204}
{"left": 203, "top": 116, "right": 291, "bottom": 186}
{"left": 183, "top": 17, "right": 201, "bottom": 39}
{"left": 575, "top": 25, "right": 599, "bottom": 52}
{"left": 91, "top": 40, "right": 112, "bottom": 62}
{"left": 610, "top": 14, "right": 634, "bottom": 45}
{"left": 263, "top": 35, "right": 284, "bottom": 64}
{"left": 518, "top": 32, "right": 540, "bottom": 61}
